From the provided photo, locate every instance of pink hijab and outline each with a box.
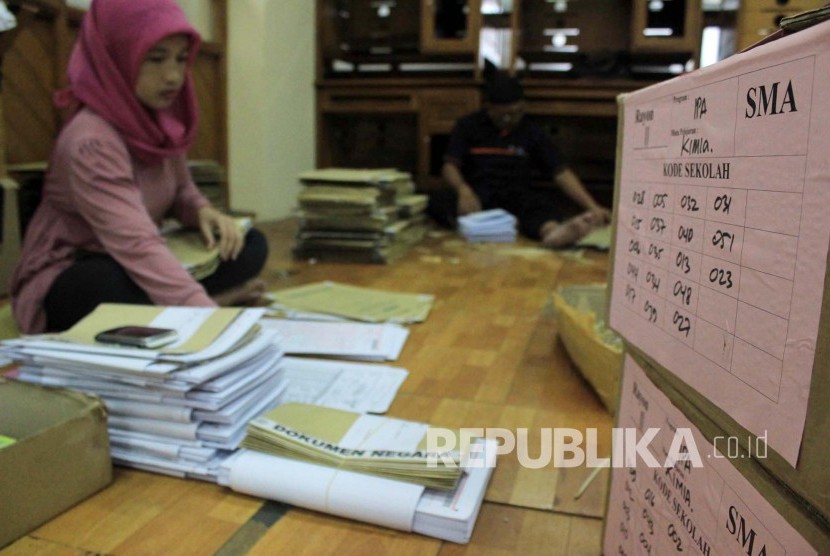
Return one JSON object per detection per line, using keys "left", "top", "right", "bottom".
{"left": 55, "top": 0, "right": 202, "bottom": 165}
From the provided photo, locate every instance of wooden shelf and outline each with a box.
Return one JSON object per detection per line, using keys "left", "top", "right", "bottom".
{"left": 315, "top": 0, "right": 707, "bottom": 194}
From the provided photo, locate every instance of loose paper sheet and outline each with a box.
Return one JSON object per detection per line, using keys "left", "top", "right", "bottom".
{"left": 604, "top": 355, "right": 817, "bottom": 555}
{"left": 608, "top": 22, "right": 830, "bottom": 465}
{"left": 259, "top": 318, "right": 408, "bottom": 361}
{"left": 280, "top": 356, "right": 408, "bottom": 414}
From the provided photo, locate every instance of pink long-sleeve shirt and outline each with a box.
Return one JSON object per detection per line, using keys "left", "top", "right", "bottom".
{"left": 10, "top": 108, "right": 216, "bottom": 333}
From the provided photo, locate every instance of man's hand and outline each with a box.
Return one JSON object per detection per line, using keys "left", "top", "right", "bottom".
{"left": 588, "top": 205, "right": 612, "bottom": 225}
{"left": 198, "top": 206, "right": 244, "bottom": 261}
{"left": 457, "top": 183, "right": 482, "bottom": 215}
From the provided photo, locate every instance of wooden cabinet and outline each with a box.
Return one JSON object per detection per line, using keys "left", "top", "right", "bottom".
{"left": 317, "top": 87, "right": 420, "bottom": 174}
{"left": 631, "top": 0, "right": 702, "bottom": 55}
{"left": 317, "top": 86, "right": 479, "bottom": 189}
{"left": 421, "top": 0, "right": 482, "bottom": 53}
{"left": 315, "top": 0, "right": 708, "bottom": 195}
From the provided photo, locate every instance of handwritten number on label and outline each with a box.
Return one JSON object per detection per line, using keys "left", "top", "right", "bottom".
{"left": 667, "top": 524, "right": 684, "bottom": 552}
{"left": 648, "top": 243, "right": 664, "bottom": 261}
{"left": 712, "top": 230, "right": 734, "bottom": 252}
{"left": 713, "top": 194, "right": 731, "bottom": 214}
{"left": 708, "top": 267, "right": 733, "bottom": 289}
{"left": 673, "top": 310, "right": 691, "bottom": 337}
{"left": 644, "top": 301, "right": 658, "bottom": 323}
{"left": 650, "top": 217, "right": 666, "bottom": 234}
{"left": 673, "top": 280, "right": 692, "bottom": 306}
{"left": 676, "top": 251, "right": 691, "bottom": 274}
{"left": 680, "top": 195, "right": 699, "bottom": 212}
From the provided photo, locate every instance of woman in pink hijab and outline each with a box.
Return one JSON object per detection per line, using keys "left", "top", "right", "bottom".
{"left": 9, "top": 0, "right": 268, "bottom": 333}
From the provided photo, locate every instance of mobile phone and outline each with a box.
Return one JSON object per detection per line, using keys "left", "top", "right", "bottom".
{"left": 94, "top": 326, "right": 179, "bottom": 349}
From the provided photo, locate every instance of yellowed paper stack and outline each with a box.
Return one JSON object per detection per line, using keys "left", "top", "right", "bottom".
{"left": 165, "top": 216, "right": 252, "bottom": 280}
{"left": 242, "top": 403, "right": 465, "bottom": 489}
{"left": 293, "top": 167, "right": 428, "bottom": 263}
{"left": 269, "top": 280, "right": 434, "bottom": 323}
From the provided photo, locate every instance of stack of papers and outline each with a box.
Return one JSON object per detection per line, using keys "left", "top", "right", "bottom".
{"left": 218, "top": 437, "right": 497, "bottom": 543}
{"left": 1, "top": 304, "right": 287, "bottom": 481}
{"left": 242, "top": 403, "right": 465, "bottom": 490}
{"left": 458, "top": 209, "right": 517, "bottom": 243}
{"left": 293, "top": 167, "right": 428, "bottom": 264}
{"left": 258, "top": 318, "right": 408, "bottom": 361}
{"left": 269, "top": 281, "right": 434, "bottom": 324}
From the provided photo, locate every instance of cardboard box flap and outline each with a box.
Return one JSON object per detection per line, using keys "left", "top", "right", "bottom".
{"left": 0, "top": 378, "right": 107, "bottom": 441}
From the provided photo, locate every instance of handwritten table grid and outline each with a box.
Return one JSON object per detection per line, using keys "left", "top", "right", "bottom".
{"left": 609, "top": 55, "right": 820, "bottom": 407}
{"left": 615, "top": 176, "right": 804, "bottom": 402}
{"left": 607, "top": 38, "right": 830, "bottom": 465}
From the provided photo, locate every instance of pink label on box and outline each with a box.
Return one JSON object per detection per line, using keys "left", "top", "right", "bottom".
{"left": 609, "top": 23, "right": 830, "bottom": 465}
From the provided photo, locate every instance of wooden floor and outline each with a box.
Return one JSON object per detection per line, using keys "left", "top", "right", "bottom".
{"left": 1, "top": 218, "right": 615, "bottom": 556}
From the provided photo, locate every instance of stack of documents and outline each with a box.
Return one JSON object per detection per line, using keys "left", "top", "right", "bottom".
{"left": 293, "top": 167, "right": 429, "bottom": 263}
{"left": 241, "top": 403, "right": 465, "bottom": 490}
{"left": 458, "top": 209, "right": 518, "bottom": 243}
{"left": 219, "top": 437, "right": 498, "bottom": 544}
{"left": 1, "top": 304, "right": 287, "bottom": 481}
{"left": 269, "top": 281, "right": 434, "bottom": 324}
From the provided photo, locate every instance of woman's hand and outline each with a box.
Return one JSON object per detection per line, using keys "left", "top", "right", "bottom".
{"left": 198, "top": 206, "right": 244, "bottom": 261}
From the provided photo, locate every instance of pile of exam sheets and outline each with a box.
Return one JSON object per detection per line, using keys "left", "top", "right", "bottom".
{"left": 1, "top": 304, "right": 287, "bottom": 481}
{"left": 221, "top": 401, "right": 498, "bottom": 544}
{"left": 241, "top": 403, "right": 465, "bottom": 489}
{"left": 219, "top": 440, "right": 497, "bottom": 544}
{"left": 293, "top": 168, "right": 429, "bottom": 263}
{"left": 458, "top": 209, "right": 517, "bottom": 243}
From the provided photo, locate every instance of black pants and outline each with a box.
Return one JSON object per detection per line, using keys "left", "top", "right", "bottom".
{"left": 426, "top": 185, "right": 569, "bottom": 239}
{"left": 43, "top": 228, "right": 269, "bottom": 332}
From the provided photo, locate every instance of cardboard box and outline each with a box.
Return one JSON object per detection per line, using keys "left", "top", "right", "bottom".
{"left": 625, "top": 332, "right": 830, "bottom": 526}
{"left": 0, "top": 378, "right": 112, "bottom": 548}
{"left": 604, "top": 354, "right": 830, "bottom": 555}
{"left": 552, "top": 284, "right": 623, "bottom": 414}
{"left": 606, "top": 16, "right": 830, "bottom": 521}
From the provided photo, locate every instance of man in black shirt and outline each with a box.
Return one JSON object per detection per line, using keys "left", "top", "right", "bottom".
{"left": 437, "top": 71, "right": 610, "bottom": 248}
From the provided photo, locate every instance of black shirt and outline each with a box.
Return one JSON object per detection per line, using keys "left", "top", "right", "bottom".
{"left": 444, "top": 109, "right": 565, "bottom": 206}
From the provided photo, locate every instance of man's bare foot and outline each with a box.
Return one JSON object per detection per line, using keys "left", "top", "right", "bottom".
{"left": 540, "top": 212, "right": 599, "bottom": 249}
{"left": 212, "top": 278, "right": 268, "bottom": 307}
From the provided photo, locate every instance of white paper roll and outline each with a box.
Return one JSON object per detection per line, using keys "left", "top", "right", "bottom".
{"left": 226, "top": 450, "right": 424, "bottom": 531}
